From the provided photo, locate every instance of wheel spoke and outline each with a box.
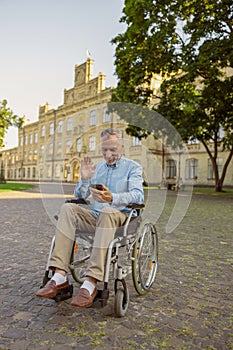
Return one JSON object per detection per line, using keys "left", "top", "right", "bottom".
{"left": 132, "top": 221, "right": 158, "bottom": 295}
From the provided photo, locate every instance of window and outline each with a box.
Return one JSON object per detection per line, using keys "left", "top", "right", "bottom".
{"left": 41, "top": 125, "right": 46, "bottom": 137}
{"left": 66, "top": 140, "right": 72, "bottom": 153}
{"left": 25, "top": 135, "right": 28, "bottom": 145}
{"left": 34, "top": 149, "right": 38, "bottom": 160}
{"left": 32, "top": 167, "right": 36, "bottom": 178}
{"left": 166, "top": 159, "right": 177, "bottom": 179}
{"left": 186, "top": 158, "right": 198, "bottom": 179}
{"left": 40, "top": 167, "right": 43, "bottom": 178}
{"left": 89, "top": 136, "right": 96, "bottom": 151}
{"left": 57, "top": 141, "right": 62, "bottom": 154}
{"left": 77, "top": 138, "right": 82, "bottom": 152}
{"left": 20, "top": 137, "right": 23, "bottom": 146}
{"left": 67, "top": 118, "right": 73, "bottom": 131}
{"left": 48, "top": 143, "right": 53, "bottom": 155}
{"left": 90, "top": 110, "right": 96, "bottom": 126}
{"left": 28, "top": 150, "right": 32, "bottom": 161}
{"left": 208, "top": 158, "right": 223, "bottom": 179}
{"left": 103, "top": 107, "right": 110, "bottom": 123}
{"left": 27, "top": 167, "right": 30, "bottom": 178}
{"left": 58, "top": 120, "right": 63, "bottom": 133}
{"left": 187, "top": 137, "right": 199, "bottom": 145}
{"left": 29, "top": 134, "right": 33, "bottom": 144}
{"left": 40, "top": 145, "right": 45, "bottom": 155}
{"left": 49, "top": 122, "right": 54, "bottom": 135}
{"left": 47, "top": 165, "right": 52, "bottom": 178}
{"left": 218, "top": 126, "right": 225, "bottom": 140}
{"left": 34, "top": 132, "right": 38, "bottom": 143}
{"left": 132, "top": 136, "right": 142, "bottom": 146}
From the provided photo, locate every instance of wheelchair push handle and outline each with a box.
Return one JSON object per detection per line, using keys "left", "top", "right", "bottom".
{"left": 65, "top": 198, "right": 89, "bottom": 205}
{"left": 126, "top": 203, "right": 145, "bottom": 209}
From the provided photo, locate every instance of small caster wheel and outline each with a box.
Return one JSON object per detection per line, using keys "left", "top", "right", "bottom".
{"left": 114, "top": 287, "right": 129, "bottom": 317}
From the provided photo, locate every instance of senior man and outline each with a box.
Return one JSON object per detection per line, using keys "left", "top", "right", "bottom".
{"left": 36, "top": 128, "right": 144, "bottom": 307}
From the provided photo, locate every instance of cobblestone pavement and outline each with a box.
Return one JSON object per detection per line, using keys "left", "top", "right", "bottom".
{"left": 0, "top": 186, "right": 232, "bottom": 350}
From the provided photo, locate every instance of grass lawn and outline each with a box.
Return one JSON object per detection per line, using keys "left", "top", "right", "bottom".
{"left": 144, "top": 185, "right": 233, "bottom": 198}
{"left": 0, "top": 182, "right": 35, "bottom": 192}
{"left": 192, "top": 186, "right": 233, "bottom": 198}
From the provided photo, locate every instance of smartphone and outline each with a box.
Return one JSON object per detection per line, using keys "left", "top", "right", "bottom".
{"left": 90, "top": 184, "right": 104, "bottom": 191}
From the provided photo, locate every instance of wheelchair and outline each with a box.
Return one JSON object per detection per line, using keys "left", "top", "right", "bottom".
{"left": 41, "top": 199, "right": 158, "bottom": 317}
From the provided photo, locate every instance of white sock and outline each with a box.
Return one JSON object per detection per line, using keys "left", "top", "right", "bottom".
{"left": 80, "top": 280, "right": 95, "bottom": 295}
{"left": 51, "top": 272, "right": 67, "bottom": 285}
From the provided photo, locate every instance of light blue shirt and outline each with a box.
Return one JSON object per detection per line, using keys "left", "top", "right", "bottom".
{"left": 74, "top": 156, "right": 144, "bottom": 216}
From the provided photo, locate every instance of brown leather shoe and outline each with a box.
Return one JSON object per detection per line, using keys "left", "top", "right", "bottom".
{"left": 71, "top": 287, "right": 98, "bottom": 308}
{"left": 36, "top": 280, "right": 69, "bottom": 298}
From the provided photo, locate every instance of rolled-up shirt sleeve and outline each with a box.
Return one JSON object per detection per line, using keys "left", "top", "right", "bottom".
{"left": 74, "top": 179, "right": 91, "bottom": 199}
{"left": 111, "top": 164, "right": 144, "bottom": 206}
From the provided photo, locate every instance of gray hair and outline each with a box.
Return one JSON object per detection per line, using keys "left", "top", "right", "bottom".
{"left": 100, "top": 128, "right": 124, "bottom": 141}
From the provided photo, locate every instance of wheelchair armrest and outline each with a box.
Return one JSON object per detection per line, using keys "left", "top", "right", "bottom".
{"left": 54, "top": 198, "right": 89, "bottom": 221}
{"left": 126, "top": 203, "right": 145, "bottom": 218}
{"left": 65, "top": 198, "right": 89, "bottom": 205}
{"left": 126, "top": 203, "right": 145, "bottom": 209}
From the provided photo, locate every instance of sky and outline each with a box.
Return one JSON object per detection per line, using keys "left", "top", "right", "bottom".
{"left": 1, "top": 0, "right": 125, "bottom": 149}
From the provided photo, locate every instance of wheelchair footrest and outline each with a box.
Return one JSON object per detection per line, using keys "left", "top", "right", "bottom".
{"left": 51, "top": 284, "right": 74, "bottom": 302}
{"left": 92, "top": 288, "right": 110, "bottom": 308}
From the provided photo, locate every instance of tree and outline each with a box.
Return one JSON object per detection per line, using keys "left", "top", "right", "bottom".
{"left": 0, "top": 100, "right": 23, "bottom": 183}
{"left": 0, "top": 99, "right": 23, "bottom": 149}
{"left": 111, "top": 0, "right": 233, "bottom": 191}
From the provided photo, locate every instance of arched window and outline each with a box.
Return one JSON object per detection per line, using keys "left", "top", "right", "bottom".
{"left": 41, "top": 125, "right": 46, "bottom": 137}
{"left": 67, "top": 118, "right": 73, "bottom": 131}
{"left": 185, "top": 158, "right": 198, "bottom": 179}
{"left": 103, "top": 107, "right": 110, "bottom": 123}
{"left": 58, "top": 120, "right": 63, "bottom": 133}
{"left": 77, "top": 138, "right": 82, "bottom": 152}
{"left": 166, "top": 159, "right": 177, "bottom": 179}
{"left": 132, "top": 136, "right": 142, "bottom": 146}
{"left": 49, "top": 122, "right": 54, "bottom": 135}
{"left": 90, "top": 110, "right": 96, "bottom": 126}
{"left": 89, "top": 136, "right": 96, "bottom": 151}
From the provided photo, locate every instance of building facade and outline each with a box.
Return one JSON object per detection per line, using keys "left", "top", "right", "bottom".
{"left": 1, "top": 59, "right": 232, "bottom": 187}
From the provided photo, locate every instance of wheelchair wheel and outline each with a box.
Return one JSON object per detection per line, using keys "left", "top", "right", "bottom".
{"left": 132, "top": 220, "right": 158, "bottom": 295}
{"left": 69, "top": 239, "right": 91, "bottom": 284}
{"left": 114, "top": 280, "right": 129, "bottom": 317}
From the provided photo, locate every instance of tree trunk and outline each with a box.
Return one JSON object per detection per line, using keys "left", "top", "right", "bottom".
{"left": 215, "top": 179, "right": 223, "bottom": 192}
{"left": 212, "top": 159, "right": 222, "bottom": 192}
{"left": 217, "top": 147, "right": 233, "bottom": 192}
{"left": 0, "top": 160, "right": 6, "bottom": 184}
{"left": 201, "top": 140, "right": 233, "bottom": 193}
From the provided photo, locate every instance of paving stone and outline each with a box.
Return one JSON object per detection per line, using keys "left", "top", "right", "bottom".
{"left": 10, "top": 340, "right": 31, "bottom": 350}
{"left": 0, "top": 186, "right": 232, "bottom": 349}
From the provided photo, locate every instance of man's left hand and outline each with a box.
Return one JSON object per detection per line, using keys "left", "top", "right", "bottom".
{"left": 90, "top": 184, "right": 113, "bottom": 203}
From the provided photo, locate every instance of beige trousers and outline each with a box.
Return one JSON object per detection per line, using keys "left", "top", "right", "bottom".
{"left": 49, "top": 202, "right": 127, "bottom": 281}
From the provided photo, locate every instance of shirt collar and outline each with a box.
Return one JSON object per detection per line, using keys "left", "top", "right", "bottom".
{"left": 105, "top": 156, "right": 123, "bottom": 169}
{"left": 107, "top": 163, "right": 116, "bottom": 168}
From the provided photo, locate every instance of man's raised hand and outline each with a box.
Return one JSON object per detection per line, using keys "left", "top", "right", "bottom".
{"left": 81, "top": 156, "right": 96, "bottom": 180}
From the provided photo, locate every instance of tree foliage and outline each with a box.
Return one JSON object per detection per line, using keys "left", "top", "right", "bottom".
{"left": 0, "top": 99, "right": 23, "bottom": 149}
{"left": 111, "top": 0, "right": 233, "bottom": 191}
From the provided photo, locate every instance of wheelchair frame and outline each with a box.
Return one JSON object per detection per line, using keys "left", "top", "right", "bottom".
{"left": 41, "top": 200, "right": 158, "bottom": 317}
